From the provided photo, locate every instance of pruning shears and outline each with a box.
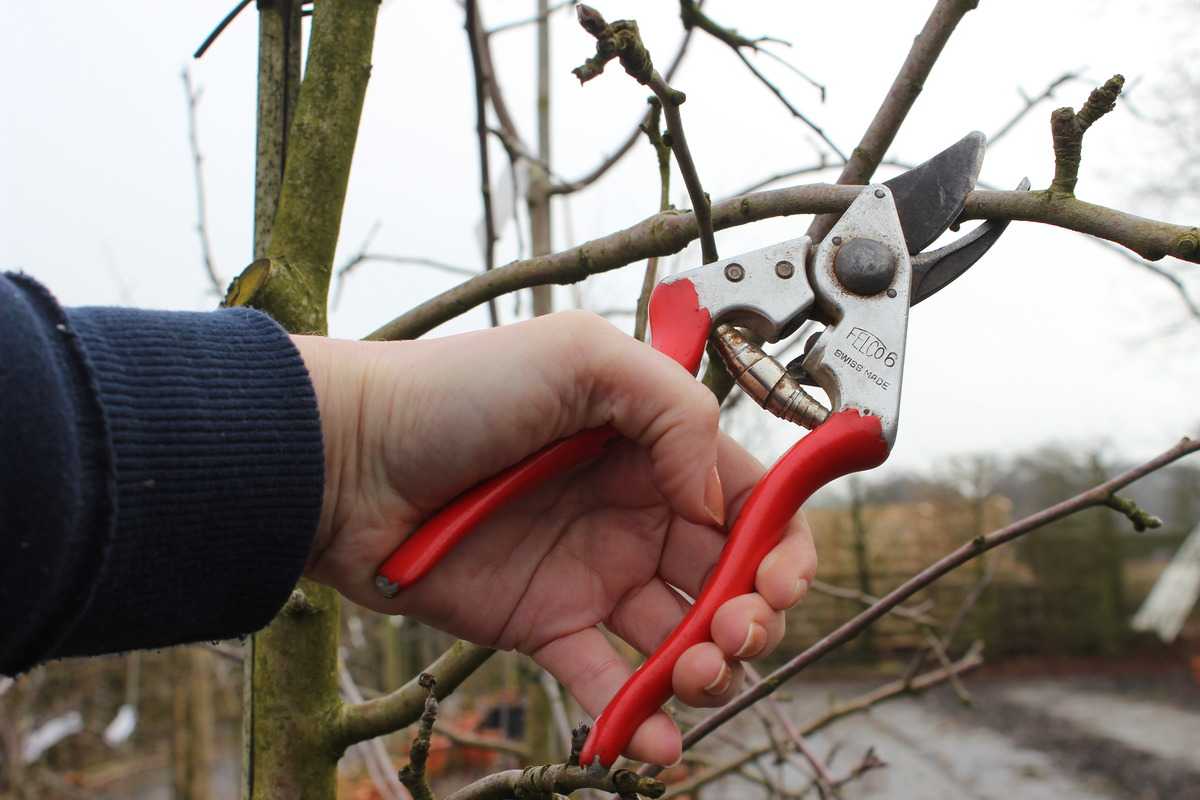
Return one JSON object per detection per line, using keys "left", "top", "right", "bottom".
{"left": 375, "top": 132, "right": 1025, "bottom": 767}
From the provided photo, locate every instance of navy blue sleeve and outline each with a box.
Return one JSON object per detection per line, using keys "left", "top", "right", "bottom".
{"left": 1, "top": 273, "right": 324, "bottom": 675}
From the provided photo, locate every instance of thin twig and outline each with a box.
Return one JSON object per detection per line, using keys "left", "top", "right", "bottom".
{"left": 193, "top": 0, "right": 253, "bottom": 59}
{"left": 328, "top": 229, "right": 485, "bottom": 313}
{"left": 990, "top": 71, "right": 1083, "bottom": 145}
{"left": 922, "top": 630, "right": 972, "bottom": 704}
{"left": 339, "top": 661, "right": 406, "bottom": 800}
{"left": 181, "top": 69, "right": 223, "bottom": 296}
{"left": 809, "top": 579, "right": 940, "bottom": 627}
{"left": 1090, "top": 239, "right": 1200, "bottom": 321}
{"left": 571, "top": 5, "right": 717, "bottom": 264}
{"left": 437, "top": 722, "right": 529, "bottom": 760}
{"left": 634, "top": 101, "right": 671, "bottom": 342}
{"left": 398, "top": 674, "right": 439, "bottom": 800}
{"left": 727, "top": 44, "right": 841, "bottom": 158}
{"left": 807, "top": 0, "right": 980, "bottom": 243}
{"left": 549, "top": 26, "right": 695, "bottom": 196}
{"left": 902, "top": 559, "right": 993, "bottom": 686}
{"left": 733, "top": 159, "right": 831, "bottom": 197}
{"left": 663, "top": 437, "right": 1197, "bottom": 765}
{"left": 744, "top": 663, "right": 835, "bottom": 791}
{"left": 538, "top": 669, "right": 574, "bottom": 760}
{"left": 485, "top": 0, "right": 574, "bottom": 36}
{"left": 466, "top": 0, "right": 501, "bottom": 326}
{"left": 658, "top": 646, "right": 984, "bottom": 795}
{"left": 678, "top": 0, "right": 841, "bottom": 159}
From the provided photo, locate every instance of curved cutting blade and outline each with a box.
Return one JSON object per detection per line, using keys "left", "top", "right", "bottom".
{"left": 909, "top": 177, "right": 1031, "bottom": 305}
{"left": 884, "top": 131, "right": 986, "bottom": 255}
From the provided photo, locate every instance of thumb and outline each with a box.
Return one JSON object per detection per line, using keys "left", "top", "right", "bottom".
{"left": 560, "top": 311, "right": 724, "bottom": 527}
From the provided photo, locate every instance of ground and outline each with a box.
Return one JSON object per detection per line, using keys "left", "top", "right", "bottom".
{"left": 76, "top": 656, "right": 1200, "bottom": 799}
{"left": 704, "top": 658, "right": 1200, "bottom": 799}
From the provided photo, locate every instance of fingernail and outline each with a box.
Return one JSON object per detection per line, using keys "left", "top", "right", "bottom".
{"left": 735, "top": 622, "right": 766, "bottom": 659}
{"left": 703, "top": 662, "right": 733, "bottom": 695}
{"left": 704, "top": 465, "right": 725, "bottom": 527}
{"left": 788, "top": 578, "right": 810, "bottom": 608}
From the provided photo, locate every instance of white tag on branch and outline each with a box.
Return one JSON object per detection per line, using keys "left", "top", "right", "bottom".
{"left": 22, "top": 711, "right": 83, "bottom": 763}
{"left": 1132, "top": 524, "right": 1200, "bottom": 643}
{"left": 103, "top": 704, "right": 139, "bottom": 747}
{"left": 475, "top": 159, "right": 530, "bottom": 258}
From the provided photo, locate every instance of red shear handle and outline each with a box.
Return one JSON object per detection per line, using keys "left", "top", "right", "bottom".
{"left": 375, "top": 279, "right": 711, "bottom": 595}
{"left": 579, "top": 409, "right": 889, "bottom": 767}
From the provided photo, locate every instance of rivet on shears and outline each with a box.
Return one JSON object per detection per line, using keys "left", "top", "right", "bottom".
{"left": 724, "top": 263, "right": 745, "bottom": 282}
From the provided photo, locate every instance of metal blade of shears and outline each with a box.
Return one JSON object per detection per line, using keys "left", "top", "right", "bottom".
{"left": 908, "top": 177, "right": 1030, "bottom": 305}
{"left": 883, "top": 131, "right": 986, "bottom": 255}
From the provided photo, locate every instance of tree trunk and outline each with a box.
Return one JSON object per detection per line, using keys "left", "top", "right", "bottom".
{"left": 234, "top": 2, "right": 381, "bottom": 797}
{"left": 173, "top": 647, "right": 215, "bottom": 800}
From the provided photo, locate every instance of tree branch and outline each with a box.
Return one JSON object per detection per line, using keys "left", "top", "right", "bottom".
{"left": 572, "top": 5, "right": 718, "bottom": 265}
{"left": 990, "top": 71, "right": 1083, "bottom": 145}
{"left": 465, "top": 0, "right": 501, "bottom": 326}
{"left": 181, "top": 69, "right": 223, "bottom": 296}
{"left": 634, "top": 101, "right": 671, "bottom": 342}
{"left": 333, "top": 222, "right": 480, "bottom": 307}
{"left": 807, "top": 0, "right": 980, "bottom": 243}
{"left": 366, "top": 182, "right": 1200, "bottom": 341}
{"left": 1090, "top": 239, "right": 1200, "bottom": 321}
{"left": 333, "top": 640, "right": 494, "bottom": 750}
{"left": 678, "top": 0, "right": 843, "bottom": 160}
{"left": 666, "top": 436, "right": 1197, "bottom": 761}
{"left": 445, "top": 764, "right": 664, "bottom": 800}
{"left": 548, "top": 26, "right": 694, "bottom": 197}
{"left": 656, "top": 646, "right": 983, "bottom": 796}
{"left": 398, "top": 674, "right": 438, "bottom": 800}
{"left": 1050, "top": 74, "right": 1124, "bottom": 198}
{"left": 485, "top": 0, "right": 573, "bottom": 37}
{"left": 437, "top": 722, "right": 529, "bottom": 760}
{"left": 809, "top": 579, "right": 939, "bottom": 627}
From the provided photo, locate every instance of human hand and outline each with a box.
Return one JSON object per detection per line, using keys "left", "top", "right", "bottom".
{"left": 292, "top": 312, "right": 816, "bottom": 765}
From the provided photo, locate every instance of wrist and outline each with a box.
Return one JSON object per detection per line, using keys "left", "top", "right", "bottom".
{"left": 291, "top": 334, "right": 352, "bottom": 568}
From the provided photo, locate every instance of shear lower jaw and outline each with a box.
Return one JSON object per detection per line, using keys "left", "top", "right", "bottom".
{"left": 712, "top": 324, "right": 829, "bottom": 430}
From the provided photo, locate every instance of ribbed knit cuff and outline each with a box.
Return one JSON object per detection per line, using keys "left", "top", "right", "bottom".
{"left": 58, "top": 305, "right": 324, "bottom": 656}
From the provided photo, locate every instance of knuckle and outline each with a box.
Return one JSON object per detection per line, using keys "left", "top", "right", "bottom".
{"left": 684, "top": 383, "right": 720, "bottom": 429}
{"left": 557, "top": 308, "right": 614, "bottom": 338}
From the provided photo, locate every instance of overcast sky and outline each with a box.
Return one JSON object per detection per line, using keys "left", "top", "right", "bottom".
{"left": 2, "top": 1, "right": 1196, "bottom": 477}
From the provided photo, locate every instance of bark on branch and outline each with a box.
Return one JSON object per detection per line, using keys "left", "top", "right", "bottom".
{"left": 444, "top": 764, "right": 664, "bottom": 800}
{"left": 333, "top": 640, "right": 495, "bottom": 750}
{"left": 366, "top": 184, "right": 1200, "bottom": 341}
{"left": 572, "top": 4, "right": 718, "bottom": 265}
{"left": 1050, "top": 74, "right": 1124, "bottom": 197}
{"left": 807, "top": 0, "right": 979, "bottom": 243}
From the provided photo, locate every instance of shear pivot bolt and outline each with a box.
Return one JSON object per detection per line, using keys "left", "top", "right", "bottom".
{"left": 834, "top": 237, "right": 896, "bottom": 296}
{"left": 874, "top": 188, "right": 886, "bottom": 199}
{"left": 775, "top": 260, "right": 795, "bottom": 279}
{"left": 724, "top": 263, "right": 745, "bottom": 282}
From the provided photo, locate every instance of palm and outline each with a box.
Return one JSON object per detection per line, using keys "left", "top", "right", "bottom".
{"left": 331, "top": 440, "right": 719, "bottom": 657}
